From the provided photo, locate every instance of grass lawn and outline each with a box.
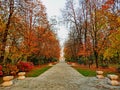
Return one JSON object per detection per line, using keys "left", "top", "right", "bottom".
{"left": 74, "top": 67, "right": 120, "bottom": 81}
{"left": 76, "top": 68, "right": 96, "bottom": 77}
{"left": 0, "top": 64, "right": 53, "bottom": 84}
{"left": 26, "top": 66, "right": 52, "bottom": 77}
{"left": 69, "top": 62, "right": 120, "bottom": 79}
{"left": 0, "top": 66, "right": 52, "bottom": 84}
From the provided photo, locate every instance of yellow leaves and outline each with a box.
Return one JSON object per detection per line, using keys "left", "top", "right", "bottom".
{"left": 104, "top": 30, "right": 120, "bottom": 59}
{"left": 0, "top": 18, "right": 6, "bottom": 32}
{"left": 103, "top": 48, "right": 115, "bottom": 60}
{"left": 109, "top": 30, "right": 120, "bottom": 43}
{"left": 0, "top": 0, "right": 61, "bottom": 64}
{"left": 117, "top": 17, "right": 120, "bottom": 23}
{"left": 8, "top": 46, "right": 22, "bottom": 60}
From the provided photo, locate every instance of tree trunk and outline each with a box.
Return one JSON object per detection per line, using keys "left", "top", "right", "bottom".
{"left": 0, "top": 0, "right": 14, "bottom": 64}
{"left": 94, "top": 51, "right": 99, "bottom": 68}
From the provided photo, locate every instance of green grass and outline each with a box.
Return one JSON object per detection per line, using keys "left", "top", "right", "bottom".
{"left": 0, "top": 66, "right": 52, "bottom": 84}
{"left": 75, "top": 68, "right": 120, "bottom": 79}
{"left": 75, "top": 68, "right": 96, "bottom": 77}
{"left": 26, "top": 66, "right": 52, "bottom": 77}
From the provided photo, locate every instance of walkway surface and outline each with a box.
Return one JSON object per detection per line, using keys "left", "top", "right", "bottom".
{"left": 0, "top": 61, "right": 120, "bottom": 90}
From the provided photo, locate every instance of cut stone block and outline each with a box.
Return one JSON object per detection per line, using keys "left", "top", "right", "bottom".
{"left": 2, "top": 81, "right": 13, "bottom": 87}
{"left": 107, "top": 74, "right": 119, "bottom": 86}
{"left": 18, "top": 76, "right": 25, "bottom": 80}
{"left": 18, "top": 72, "right": 26, "bottom": 76}
{"left": 107, "top": 75, "right": 119, "bottom": 80}
{"left": 54, "top": 62, "right": 57, "bottom": 64}
{"left": 48, "top": 63, "right": 53, "bottom": 66}
{"left": 2, "top": 76, "right": 14, "bottom": 87}
{"left": 108, "top": 80, "right": 119, "bottom": 86}
{"left": 3, "top": 76, "right": 14, "bottom": 81}
{"left": 96, "top": 71, "right": 104, "bottom": 79}
{"left": 96, "top": 75, "right": 104, "bottom": 79}
{"left": 18, "top": 72, "right": 26, "bottom": 80}
{"left": 71, "top": 63, "right": 76, "bottom": 66}
{"left": 96, "top": 71, "right": 103, "bottom": 75}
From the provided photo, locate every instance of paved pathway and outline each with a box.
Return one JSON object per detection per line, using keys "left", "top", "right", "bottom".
{"left": 0, "top": 62, "right": 120, "bottom": 90}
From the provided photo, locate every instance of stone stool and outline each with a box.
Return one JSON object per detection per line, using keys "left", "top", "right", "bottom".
{"left": 48, "top": 63, "right": 53, "bottom": 66}
{"left": 71, "top": 63, "right": 76, "bottom": 66}
{"left": 18, "top": 72, "right": 26, "bottom": 80}
{"left": 67, "top": 62, "right": 70, "bottom": 64}
{"left": 96, "top": 71, "right": 104, "bottom": 79}
{"left": 107, "top": 74, "right": 119, "bottom": 86}
{"left": 2, "top": 76, "right": 14, "bottom": 87}
{"left": 54, "top": 62, "right": 57, "bottom": 64}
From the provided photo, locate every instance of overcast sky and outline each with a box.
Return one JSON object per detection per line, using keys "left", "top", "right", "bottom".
{"left": 41, "top": 0, "right": 65, "bottom": 17}
{"left": 41, "top": 0, "right": 68, "bottom": 47}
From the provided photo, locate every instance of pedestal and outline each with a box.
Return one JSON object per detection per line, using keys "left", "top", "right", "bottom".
{"left": 18, "top": 72, "right": 26, "bottom": 80}
{"left": 2, "top": 76, "right": 14, "bottom": 87}
{"left": 107, "top": 74, "right": 119, "bottom": 86}
{"left": 71, "top": 63, "right": 76, "bottom": 66}
{"left": 48, "top": 63, "right": 53, "bottom": 66}
{"left": 96, "top": 71, "right": 104, "bottom": 79}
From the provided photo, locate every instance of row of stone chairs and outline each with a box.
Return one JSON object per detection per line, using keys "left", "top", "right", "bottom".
{"left": 1, "top": 72, "right": 26, "bottom": 87}
{"left": 96, "top": 71, "right": 119, "bottom": 86}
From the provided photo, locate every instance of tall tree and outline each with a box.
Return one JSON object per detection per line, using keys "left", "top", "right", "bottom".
{"left": 0, "top": 0, "right": 14, "bottom": 63}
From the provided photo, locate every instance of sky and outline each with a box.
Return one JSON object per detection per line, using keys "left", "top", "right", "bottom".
{"left": 41, "top": 0, "right": 68, "bottom": 47}
{"left": 41, "top": 0, "right": 65, "bottom": 17}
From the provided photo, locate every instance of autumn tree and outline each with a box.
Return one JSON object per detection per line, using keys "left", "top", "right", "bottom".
{"left": 63, "top": 0, "right": 120, "bottom": 68}
{"left": 103, "top": 0, "right": 120, "bottom": 63}
{"left": 62, "top": 0, "right": 83, "bottom": 61}
{"left": 0, "top": 0, "right": 60, "bottom": 65}
{"left": 0, "top": 0, "right": 15, "bottom": 63}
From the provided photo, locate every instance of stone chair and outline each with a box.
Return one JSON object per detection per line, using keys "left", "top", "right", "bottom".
{"left": 107, "top": 74, "right": 119, "bottom": 86}
{"left": 96, "top": 71, "right": 104, "bottom": 79}
{"left": 18, "top": 72, "right": 26, "bottom": 80}
{"left": 2, "top": 76, "right": 14, "bottom": 87}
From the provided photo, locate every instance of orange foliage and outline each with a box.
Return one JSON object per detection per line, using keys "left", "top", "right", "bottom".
{"left": 0, "top": 0, "right": 60, "bottom": 63}
{"left": 102, "top": 0, "right": 114, "bottom": 10}
{"left": 105, "top": 0, "right": 114, "bottom": 5}
{"left": 102, "top": 5, "right": 110, "bottom": 10}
